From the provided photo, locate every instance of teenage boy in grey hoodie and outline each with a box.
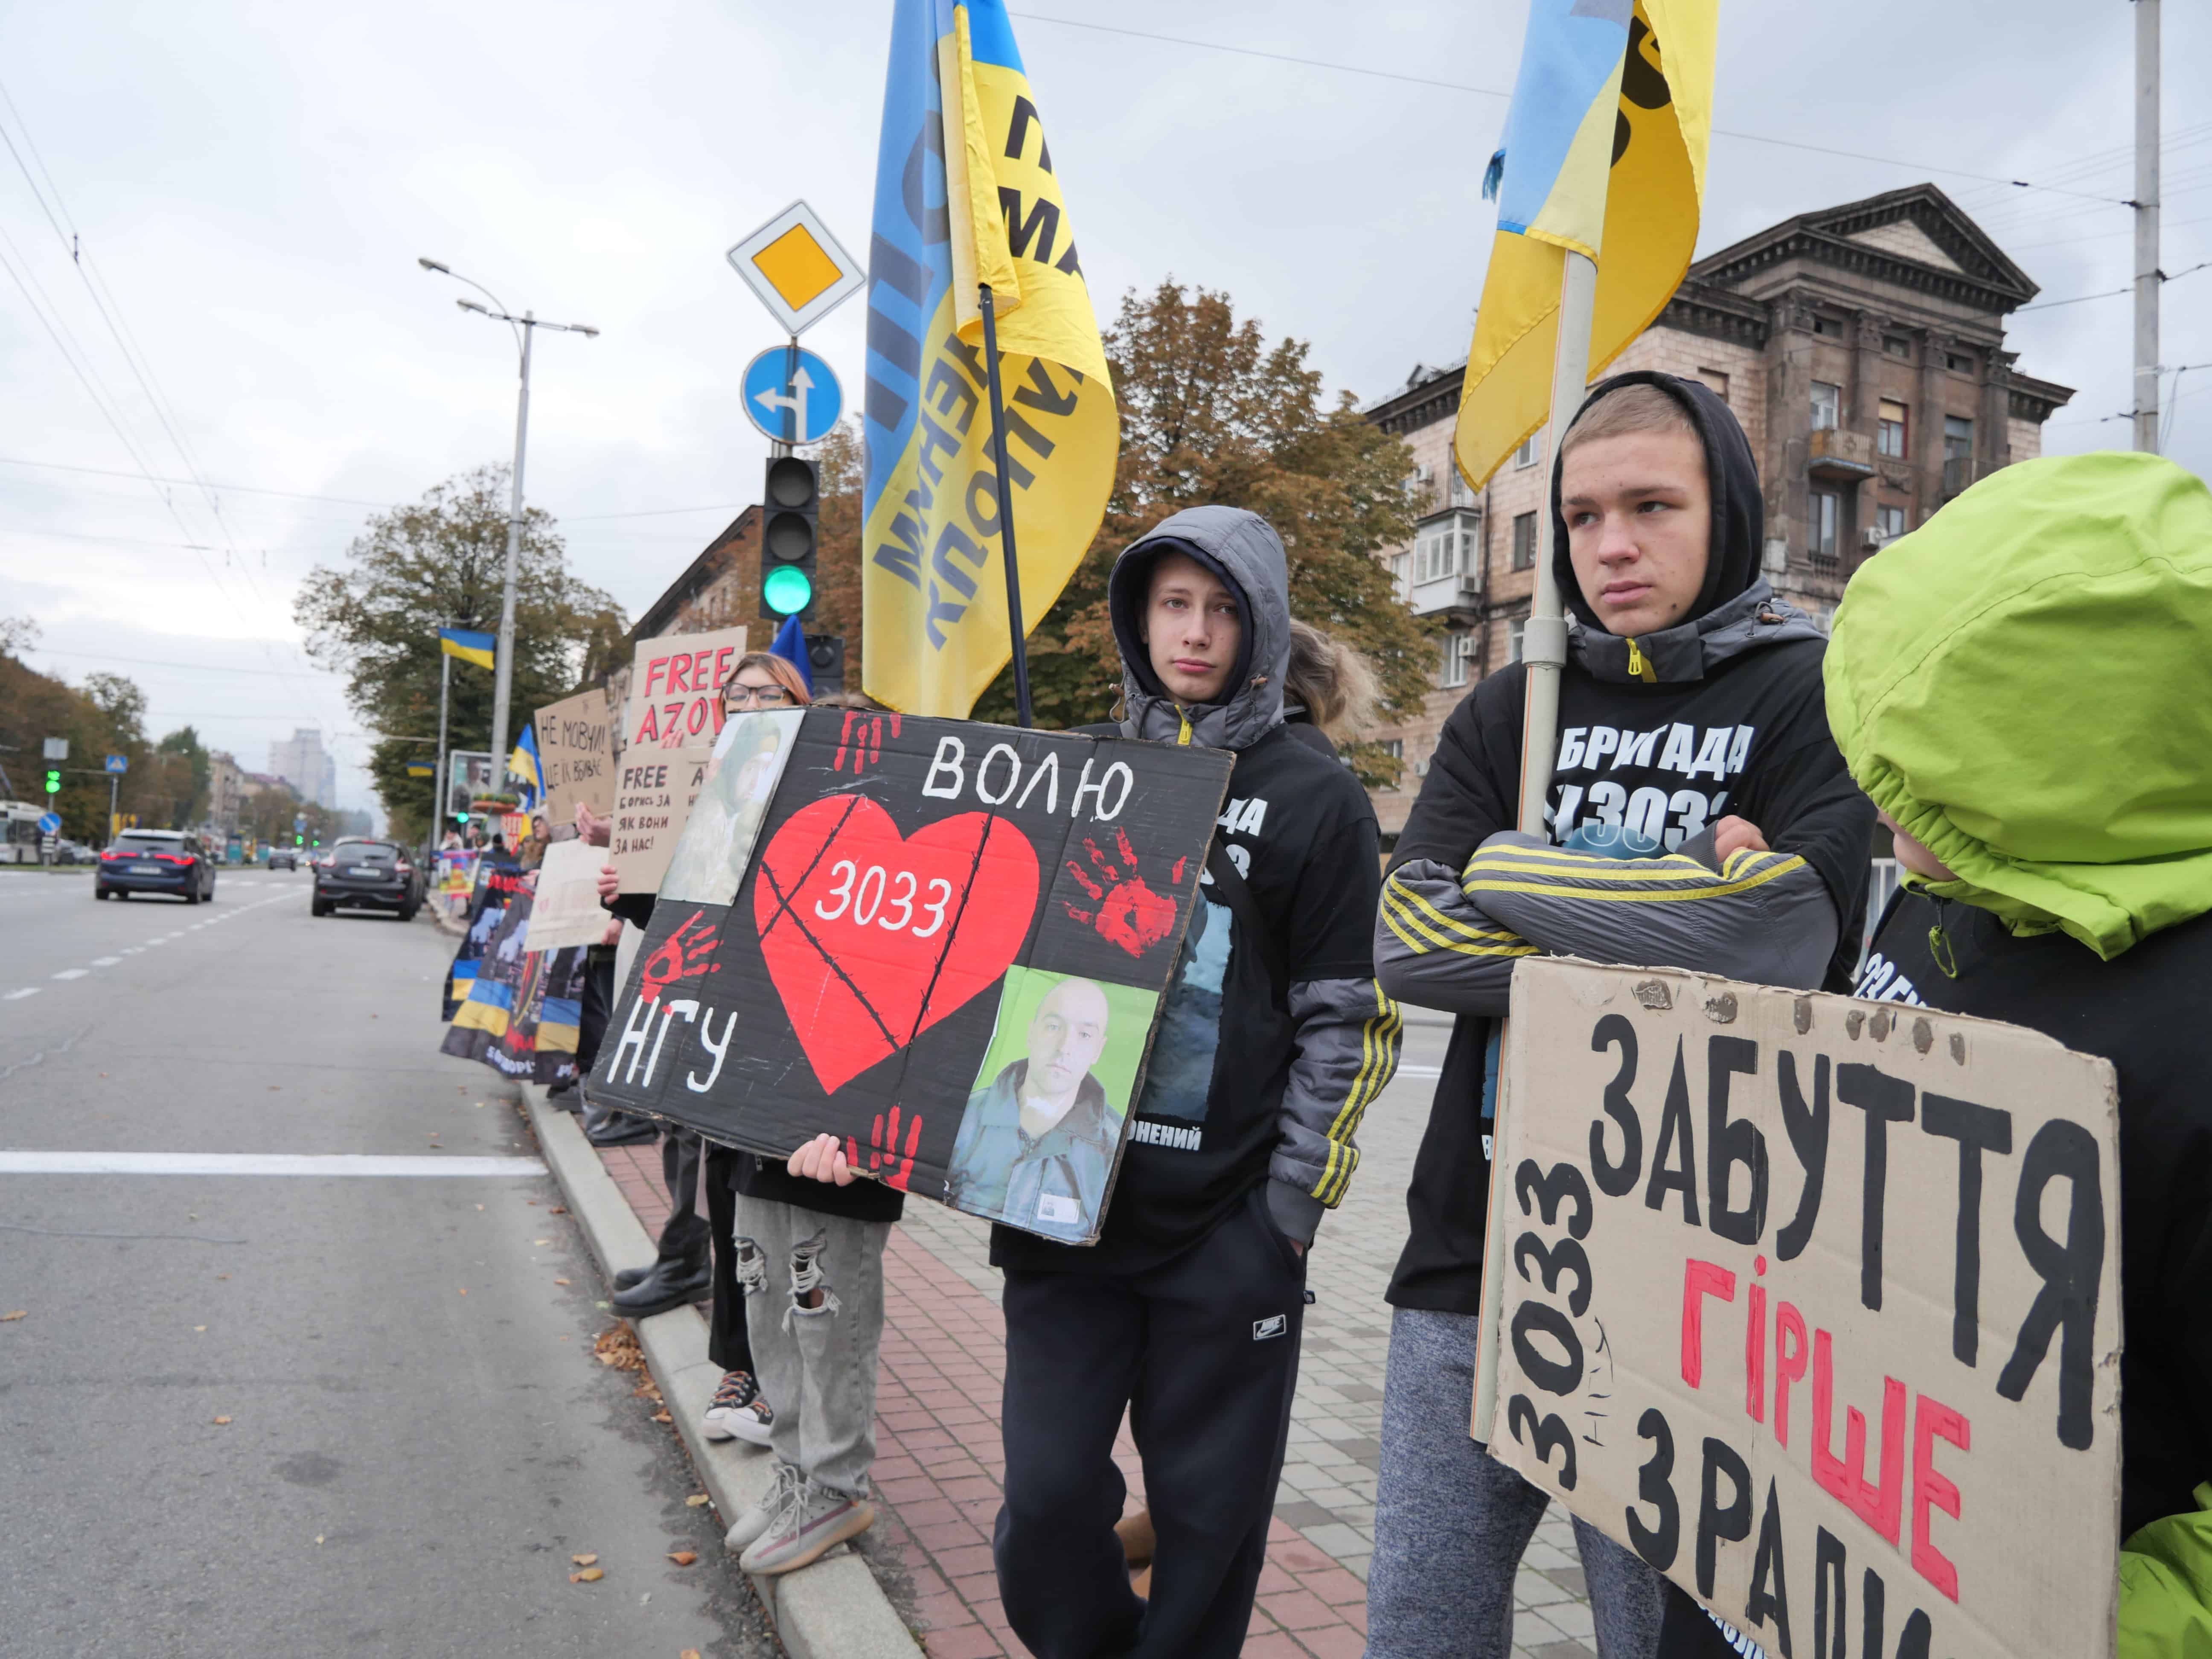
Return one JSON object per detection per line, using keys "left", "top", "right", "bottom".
{"left": 990, "top": 505, "right": 1401, "bottom": 1659}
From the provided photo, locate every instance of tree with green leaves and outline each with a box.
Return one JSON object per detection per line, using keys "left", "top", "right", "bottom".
{"left": 294, "top": 465, "right": 626, "bottom": 841}
{"left": 955, "top": 282, "right": 1432, "bottom": 785}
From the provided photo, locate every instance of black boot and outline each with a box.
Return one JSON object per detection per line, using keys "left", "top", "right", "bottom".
{"left": 611, "top": 1254, "right": 711, "bottom": 1317}
{"left": 546, "top": 1080, "right": 583, "bottom": 1114}
{"left": 582, "top": 1102, "right": 659, "bottom": 1148}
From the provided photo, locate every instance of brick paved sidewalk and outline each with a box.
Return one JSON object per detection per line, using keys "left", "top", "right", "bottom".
{"left": 590, "top": 1015, "right": 1599, "bottom": 1659}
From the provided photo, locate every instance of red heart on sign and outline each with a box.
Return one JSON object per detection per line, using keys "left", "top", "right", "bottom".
{"left": 754, "top": 796, "right": 1040, "bottom": 1094}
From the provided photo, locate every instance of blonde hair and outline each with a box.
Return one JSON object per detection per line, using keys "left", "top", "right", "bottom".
{"left": 1560, "top": 381, "right": 1697, "bottom": 460}
{"left": 724, "top": 651, "right": 813, "bottom": 708}
{"left": 1284, "top": 620, "right": 1381, "bottom": 739}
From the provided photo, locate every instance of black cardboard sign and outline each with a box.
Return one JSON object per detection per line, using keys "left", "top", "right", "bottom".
{"left": 587, "top": 708, "right": 1235, "bottom": 1243}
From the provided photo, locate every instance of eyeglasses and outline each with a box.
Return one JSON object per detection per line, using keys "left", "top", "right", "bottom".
{"left": 725, "top": 684, "right": 792, "bottom": 708}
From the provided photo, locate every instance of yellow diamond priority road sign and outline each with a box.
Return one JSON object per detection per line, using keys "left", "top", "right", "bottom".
{"left": 726, "top": 201, "right": 864, "bottom": 338}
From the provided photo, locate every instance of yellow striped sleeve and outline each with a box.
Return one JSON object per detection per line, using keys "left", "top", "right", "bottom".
{"left": 1312, "top": 984, "right": 1402, "bottom": 1206}
{"left": 1383, "top": 883, "right": 1538, "bottom": 958}
{"left": 1461, "top": 847, "right": 1809, "bottom": 906}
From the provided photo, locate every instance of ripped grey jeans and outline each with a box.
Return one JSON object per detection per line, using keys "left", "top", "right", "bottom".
{"left": 730, "top": 1195, "right": 891, "bottom": 1500}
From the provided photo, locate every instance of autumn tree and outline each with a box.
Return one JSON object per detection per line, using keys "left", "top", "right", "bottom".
{"left": 809, "top": 417, "right": 866, "bottom": 675}
{"left": 294, "top": 465, "right": 626, "bottom": 841}
{"left": 942, "top": 282, "right": 1432, "bottom": 784}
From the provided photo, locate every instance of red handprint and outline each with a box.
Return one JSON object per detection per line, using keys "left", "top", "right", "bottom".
{"left": 639, "top": 911, "right": 722, "bottom": 1003}
{"left": 832, "top": 712, "right": 903, "bottom": 774}
{"left": 847, "top": 1104, "right": 924, "bottom": 1191}
{"left": 1061, "top": 828, "right": 1184, "bottom": 958}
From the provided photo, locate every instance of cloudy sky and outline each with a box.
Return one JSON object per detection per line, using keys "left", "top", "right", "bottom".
{"left": 3, "top": 0, "right": 2206, "bottom": 823}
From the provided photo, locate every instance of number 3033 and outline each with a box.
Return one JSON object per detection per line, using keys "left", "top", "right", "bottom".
{"left": 812, "top": 859, "right": 953, "bottom": 937}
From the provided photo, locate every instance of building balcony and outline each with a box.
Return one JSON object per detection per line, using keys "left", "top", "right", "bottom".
{"left": 1807, "top": 428, "right": 1877, "bottom": 480}
{"left": 1942, "top": 455, "right": 1980, "bottom": 498}
{"left": 1408, "top": 573, "right": 1483, "bottom": 622}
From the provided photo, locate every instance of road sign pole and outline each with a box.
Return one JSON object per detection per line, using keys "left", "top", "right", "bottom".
{"left": 434, "top": 649, "right": 453, "bottom": 831}
{"left": 108, "top": 772, "right": 118, "bottom": 842}
{"left": 977, "top": 283, "right": 1034, "bottom": 729}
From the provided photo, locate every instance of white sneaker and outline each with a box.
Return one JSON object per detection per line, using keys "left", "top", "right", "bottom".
{"left": 738, "top": 1478, "right": 875, "bottom": 1576}
{"left": 724, "top": 1461, "right": 803, "bottom": 1556}
{"left": 701, "top": 1370, "right": 775, "bottom": 1447}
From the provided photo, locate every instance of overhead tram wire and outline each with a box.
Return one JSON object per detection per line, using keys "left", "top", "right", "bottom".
{"left": 2017, "top": 259, "right": 2212, "bottom": 313}
{"left": 1004, "top": 10, "right": 2134, "bottom": 209}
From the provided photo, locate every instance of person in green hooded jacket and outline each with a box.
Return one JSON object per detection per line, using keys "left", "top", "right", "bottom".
{"left": 1655, "top": 450, "right": 2212, "bottom": 1658}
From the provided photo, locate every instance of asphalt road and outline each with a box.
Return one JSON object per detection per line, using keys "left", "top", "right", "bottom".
{"left": 0, "top": 867, "right": 777, "bottom": 1658}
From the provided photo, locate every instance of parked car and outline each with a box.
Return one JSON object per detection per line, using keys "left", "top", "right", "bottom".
{"left": 96, "top": 830, "right": 219, "bottom": 903}
{"left": 268, "top": 848, "right": 297, "bottom": 870}
{"left": 311, "top": 839, "right": 423, "bottom": 920}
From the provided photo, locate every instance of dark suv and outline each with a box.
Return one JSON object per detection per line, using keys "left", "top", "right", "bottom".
{"left": 96, "top": 830, "right": 219, "bottom": 903}
{"left": 312, "top": 839, "right": 423, "bottom": 919}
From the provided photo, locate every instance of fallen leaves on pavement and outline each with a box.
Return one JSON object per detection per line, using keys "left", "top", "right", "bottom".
{"left": 568, "top": 1567, "right": 604, "bottom": 1583}
{"left": 594, "top": 1324, "right": 644, "bottom": 1372}
{"left": 684, "top": 1494, "right": 710, "bottom": 1508}
{"left": 212, "top": 1416, "right": 232, "bottom": 1426}
{"left": 572, "top": 1553, "right": 598, "bottom": 1566}
{"left": 0, "top": 1311, "right": 26, "bottom": 1322}
{"left": 667, "top": 1551, "right": 697, "bottom": 1566}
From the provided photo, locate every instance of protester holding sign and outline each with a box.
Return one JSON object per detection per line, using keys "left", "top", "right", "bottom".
{"left": 1644, "top": 451, "right": 2212, "bottom": 1657}
{"left": 975, "top": 506, "right": 1399, "bottom": 1659}
{"left": 1369, "top": 373, "right": 1873, "bottom": 1657}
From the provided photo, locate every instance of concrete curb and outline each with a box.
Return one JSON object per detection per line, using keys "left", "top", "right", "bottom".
{"left": 518, "top": 1083, "right": 925, "bottom": 1659}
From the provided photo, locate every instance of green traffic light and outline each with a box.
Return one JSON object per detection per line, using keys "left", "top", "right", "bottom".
{"left": 44, "top": 770, "right": 61, "bottom": 794}
{"left": 763, "top": 564, "right": 813, "bottom": 616}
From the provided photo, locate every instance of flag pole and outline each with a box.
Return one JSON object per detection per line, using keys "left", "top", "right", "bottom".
{"left": 977, "top": 283, "right": 1036, "bottom": 728}
{"left": 1515, "top": 248, "right": 1597, "bottom": 834}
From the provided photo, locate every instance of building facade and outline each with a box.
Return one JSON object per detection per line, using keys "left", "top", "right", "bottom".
{"left": 603, "top": 507, "right": 762, "bottom": 728}
{"left": 268, "top": 728, "right": 337, "bottom": 807}
{"left": 1360, "top": 184, "right": 2074, "bottom": 837}
{"left": 209, "top": 750, "right": 244, "bottom": 832}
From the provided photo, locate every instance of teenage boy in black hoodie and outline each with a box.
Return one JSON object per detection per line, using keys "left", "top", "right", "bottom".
{"left": 991, "top": 505, "right": 1401, "bottom": 1659}
{"left": 1368, "top": 374, "right": 1874, "bottom": 1657}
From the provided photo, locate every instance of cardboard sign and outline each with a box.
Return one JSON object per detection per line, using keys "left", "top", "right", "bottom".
{"left": 622, "top": 625, "right": 749, "bottom": 753}
{"left": 612, "top": 625, "right": 750, "bottom": 893}
{"left": 535, "top": 687, "right": 616, "bottom": 824}
{"left": 524, "top": 838, "right": 614, "bottom": 954}
{"left": 1480, "top": 960, "right": 2122, "bottom": 1659}
{"left": 587, "top": 707, "right": 1235, "bottom": 1243}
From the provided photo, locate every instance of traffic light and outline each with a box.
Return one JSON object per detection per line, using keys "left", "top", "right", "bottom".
{"left": 760, "top": 455, "right": 819, "bottom": 620}
{"left": 806, "top": 633, "right": 847, "bottom": 695}
{"left": 44, "top": 768, "right": 60, "bottom": 795}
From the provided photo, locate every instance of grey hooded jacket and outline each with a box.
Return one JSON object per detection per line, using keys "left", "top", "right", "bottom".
{"left": 1097, "top": 505, "right": 1400, "bottom": 1249}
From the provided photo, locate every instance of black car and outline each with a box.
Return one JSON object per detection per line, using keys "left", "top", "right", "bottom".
{"left": 96, "top": 830, "right": 219, "bottom": 903}
{"left": 268, "top": 849, "right": 297, "bottom": 871}
{"left": 312, "top": 839, "right": 424, "bottom": 919}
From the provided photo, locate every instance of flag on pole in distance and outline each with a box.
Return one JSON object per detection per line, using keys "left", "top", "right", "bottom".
{"left": 860, "top": 0, "right": 1118, "bottom": 717}
{"left": 770, "top": 612, "right": 814, "bottom": 696}
{"left": 439, "top": 628, "right": 498, "bottom": 670}
{"left": 1452, "top": 0, "right": 1717, "bottom": 490}
{"left": 508, "top": 722, "right": 542, "bottom": 811}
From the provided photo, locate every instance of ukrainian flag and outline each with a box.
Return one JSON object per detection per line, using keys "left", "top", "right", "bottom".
{"left": 860, "top": 0, "right": 1118, "bottom": 717}
{"left": 508, "top": 722, "right": 543, "bottom": 811}
{"left": 439, "top": 628, "right": 498, "bottom": 671}
{"left": 451, "top": 974, "right": 513, "bottom": 1039}
{"left": 1453, "top": 0, "right": 1717, "bottom": 489}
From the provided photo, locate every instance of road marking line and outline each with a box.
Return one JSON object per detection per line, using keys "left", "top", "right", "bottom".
{"left": 50, "top": 969, "right": 87, "bottom": 981}
{"left": 1397, "top": 1064, "right": 1442, "bottom": 1077}
{"left": 90, "top": 957, "right": 121, "bottom": 967}
{"left": 3, "top": 989, "right": 38, "bottom": 1001}
{"left": 0, "top": 1152, "right": 549, "bottom": 1177}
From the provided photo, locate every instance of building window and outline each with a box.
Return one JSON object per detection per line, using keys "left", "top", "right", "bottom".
{"left": 1946, "top": 352, "right": 1975, "bottom": 374}
{"left": 1440, "top": 630, "right": 1476, "bottom": 689}
{"left": 1414, "top": 520, "right": 1463, "bottom": 585}
{"left": 1390, "top": 551, "right": 1412, "bottom": 603}
{"left": 1810, "top": 381, "right": 1841, "bottom": 431}
{"left": 1697, "top": 367, "right": 1730, "bottom": 404}
{"left": 1877, "top": 399, "right": 1909, "bottom": 458}
{"left": 1884, "top": 335, "right": 1912, "bottom": 360}
{"left": 1876, "top": 504, "right": 1907, "bottom": 542}
{"left": 1513, "top": 432, "right": 1542, "bottom": 469}
{"left": 1944, "top": 415, "right": 1974, "bottom": 459}
{"left": 1813, "top": 315, "right": 1844, "bottom": 338}
{"left": 1810, "top": 491, "right": 1840, "bottom": 566}
{"left": 1508, "top": 618, "right": 1527, "bottom": 664}
{"left": 1377, "top": 738, "right": 1405, "bottom": 788}
{"left": 1448, "top": 470, "right": 1476, "bottom": 509}
{"left": 1511, "top": 511, "right": 1538, "bottom": 571}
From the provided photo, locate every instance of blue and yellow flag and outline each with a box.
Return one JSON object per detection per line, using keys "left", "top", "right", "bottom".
{"left": 508, "top": 722, "right": 542, "bottom": 811}
{"left": 440, "top": 628, "right": 497, "bottom": 670}
{"left": 861, "top": 0, "right": 1118, "bottom": 717}
{"left": 1454, "top": 0, "right": 1717, "bottom": 489}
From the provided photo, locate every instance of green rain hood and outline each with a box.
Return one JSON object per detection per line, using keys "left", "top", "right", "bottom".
{"left": 1825, "top": 450, "right": 2212, "bottom": 959}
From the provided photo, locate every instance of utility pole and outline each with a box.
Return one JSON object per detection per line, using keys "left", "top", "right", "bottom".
{"left": 491, "top": 317, "right": 534, "bottom": 795}
{"left": 434, "top": 646, "right": 453, "bottom": 839}
{"left": 2134, "top": 0, "right": 2161, "bottom": 453}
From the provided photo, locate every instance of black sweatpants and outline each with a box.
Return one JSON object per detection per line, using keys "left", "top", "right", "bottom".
{"left": 576, "top": 951, "right": 617, "bottom": 1074}
{"left": 654, "top": 1129, "right": 710, "bottom": 1268}
{"left": 995, "top": 1184, "right": 1307, "bottom": 1659}
{"left": 703, "top": 1143, "right": 754, "bottom": 1377}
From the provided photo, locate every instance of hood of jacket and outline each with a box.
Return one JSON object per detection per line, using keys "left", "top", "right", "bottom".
{"left": 1108, "top": 504, "right": 1290, "bottom": 750}
{"left": 1825, "top": 450, "right": 2212, "bottom": 959}
{"left": 1549, "top": 369, "right": 1767, "bottom": 646}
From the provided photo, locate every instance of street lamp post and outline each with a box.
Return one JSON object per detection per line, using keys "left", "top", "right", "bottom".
{"left": 416, "top": 258, "right": 597, "bottom": 794}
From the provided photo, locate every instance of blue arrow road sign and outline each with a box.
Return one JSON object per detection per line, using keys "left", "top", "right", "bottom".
{"left": 742, "top": 345, "right": 841, "bottom": 445}
{"left": 104, "top": 754, "right": 127, "bottom": 773}
{"left": 37, "top": 812, "right": 60, "bottom": 834}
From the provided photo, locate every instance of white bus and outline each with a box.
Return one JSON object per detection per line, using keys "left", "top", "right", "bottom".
{"left": 0, "top": 800, "right": 49, "bottom": 865}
